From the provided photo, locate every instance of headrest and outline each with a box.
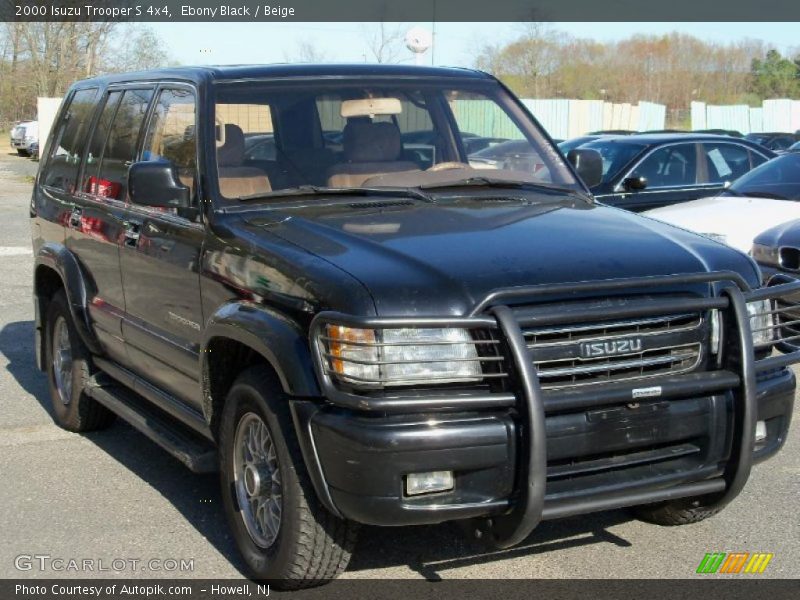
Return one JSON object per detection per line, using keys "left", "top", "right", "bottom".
{"left": 217, "top": 124, "right": 246, "bottom": 167}
{"left": 344, "top": 120, "right": 402, "bottom": 163}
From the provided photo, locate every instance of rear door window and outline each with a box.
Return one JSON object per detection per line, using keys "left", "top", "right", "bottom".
{"left": 702, "top": 143, "right": 754, "bottom": 183}
{"left": 43, "top": 88, "right": 99, "bottom": 192}
{"left": 82, "top": 90, "right": 123, "bottom": 196}
{"left": 94, "top": 88, "right": 154, "bottom": 201}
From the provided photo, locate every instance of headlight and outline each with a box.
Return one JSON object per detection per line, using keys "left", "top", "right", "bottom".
{"left": 751, "top": 243, "right": 779, "bottom": 267}
{"left": 747, "top": 300, "right": 775, "bottom": 347}
{"left": 323, "top": 325, "right": 482, "bottom": 388}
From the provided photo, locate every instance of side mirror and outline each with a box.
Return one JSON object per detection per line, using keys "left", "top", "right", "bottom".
{"left": 622, "top": 176, "right": 648, "bottom": 191}
{"left": 567, "top": 148, "right": 603, "bottom": 189}
{"left": 128, "top": 161, "right": 190, "bottom": 208}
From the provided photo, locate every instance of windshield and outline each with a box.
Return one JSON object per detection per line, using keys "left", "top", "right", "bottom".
{"left": 211, "top": 79, "right": 580, "bottom": 201}
{"left": 725, "top": 154, "right": 800, "bottom": 201}
{"left": 578, "top": 139, "right": 646, "bottom": 186}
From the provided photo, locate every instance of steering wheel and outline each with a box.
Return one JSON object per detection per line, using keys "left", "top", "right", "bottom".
{"left": 427, "top": 161, "right": 471, "bottom": 172}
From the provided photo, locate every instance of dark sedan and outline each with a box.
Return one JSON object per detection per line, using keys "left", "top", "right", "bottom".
{"left": 577, "top": 134, "right": 775, "bottom": 211}
{"left": 557, "top": 135, "right": 613, "bottom": 155}
{"left": 745, "top": 132, "right": 800, "bottom": 153}
{"left": 753, "top": 218, "right": 800, "bottom": 279}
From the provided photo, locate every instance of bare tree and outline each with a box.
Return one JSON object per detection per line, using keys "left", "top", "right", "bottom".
{"left": 474, "top": 27, "right": 768, "bottom": 109}
{"left": 283, "top": 41, "right": 329, "bottom": 63}
{"left": 0, "top": 22, "right": 175, "bottom": 126}
{"left": 111, "top": 25, "right": 171, "bottom": 72}
{"left": 363, "top": 22, "right": 406, "bottom": 64}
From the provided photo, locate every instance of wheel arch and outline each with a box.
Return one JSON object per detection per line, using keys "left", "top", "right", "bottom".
{"left": 33, "top": 243, "right": 101, "bottom": 370}
{"left": 201, "top": 302, "right": 320, "bottom": 437}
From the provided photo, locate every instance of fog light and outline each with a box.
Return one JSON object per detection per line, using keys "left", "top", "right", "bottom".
{"left": 755, "top": 420, "right": 767, "bottom": 442}
{"left": 405, "top": 471, "right": 454, "bottom": 496}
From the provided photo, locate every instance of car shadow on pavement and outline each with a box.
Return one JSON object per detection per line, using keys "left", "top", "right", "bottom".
{"left": 349, "top": 512, "right": 633, "bottom": 579}
{"left": 86, "top": 426, "right": 247, "bottom": 576}
{"left": 0, "top": 320, "right": 247, "bottom": 576}
{"left": 0, "top": 320, "right": 53, "bottom": 417}
{"left": 1, "top": 319, "right": 635, "bottom": 579}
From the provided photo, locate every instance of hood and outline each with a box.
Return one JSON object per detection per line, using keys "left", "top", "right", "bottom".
{"left": 754, "top": 218, "right": 800, "bottom": 248}
{"left": 247, "top": 198, "right": 760, "bottom": 315}
{"left": 644, "top": 196, "right": 800, "bottom": 253}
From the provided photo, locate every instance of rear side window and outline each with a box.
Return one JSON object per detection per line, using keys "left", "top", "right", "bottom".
{"left": 95, "top": 88, "right": 154, "bottom": 201}
{"left": 703, "top": 143, "right": 753, "bottom": 183}
{"left": 82, "top": 91, "right": 123, "bottom": 196}
{"left": 43, "top": 88, "right": 99, "bottom": 192}
{"left": 141, "top": 88, "right": 198, "bottom": 203}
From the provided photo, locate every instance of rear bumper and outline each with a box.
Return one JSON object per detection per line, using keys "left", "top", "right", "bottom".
{"left": 292, "top": 367, "right": 794, "bottom": 527}
{"left": 10, "top": 139, "right": 33, "bottom": 151}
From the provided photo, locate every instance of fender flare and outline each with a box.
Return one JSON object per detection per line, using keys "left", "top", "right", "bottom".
{"left": 33, "top": 243, "right": 103, "bottom": 367}
{"left": 201, "top": 302, "right": 321, "bottom": 422}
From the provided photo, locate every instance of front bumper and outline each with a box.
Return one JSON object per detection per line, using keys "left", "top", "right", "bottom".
{"left": 296, "top": 272, "right": 800, "bottom": 546}
{"left": 293, "top": 368, "right": 793, "bottom": 527}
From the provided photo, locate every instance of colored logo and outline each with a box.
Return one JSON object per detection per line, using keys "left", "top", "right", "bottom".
{"left": 696, "top": 552, "right": 773, "bottom": 574}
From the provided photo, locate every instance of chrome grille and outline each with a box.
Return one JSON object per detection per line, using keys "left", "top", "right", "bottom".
{"left": 523, "top": 312, "right": 705, "bottom": 390}
{"left": 774, "top": 299, "right": 800, "bottom": 351}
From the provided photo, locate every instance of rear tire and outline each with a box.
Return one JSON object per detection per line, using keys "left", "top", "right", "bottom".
{"left": 45, "top": 290, "right": 115, "bottom": 432}
{"left": 17, "top": 149, "right": 29, "bottom": 157}
{"left": 219, "top": 366, "right": 357, "bottom": 588}
{"left": 633, "top": 496, "right": 723, "bottom": 526}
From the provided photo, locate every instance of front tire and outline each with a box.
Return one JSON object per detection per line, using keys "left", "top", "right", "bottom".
{"left": 45, "top": 290, "right": 115, "bottom": 432}
{"left": 17, "top": 148, "right": 29, "bottom": 157}
{"left": 633, "top": 496, "right": 723, "bottom": 526}
{"left": 219, "top": 366, "right": 357, "bottom": 588}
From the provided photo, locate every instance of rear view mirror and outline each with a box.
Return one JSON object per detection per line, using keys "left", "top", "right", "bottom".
{"left": 128, "top": 161, "right": 190, "bottom": 209}
{"left": 622, "top": 176, "right": 648, "bottom": 191}
{"left": 567, "top": 148, "right": 603, "bottom": 189}
{"left": 340, "top": 97, "right": 402, "bottom": 118}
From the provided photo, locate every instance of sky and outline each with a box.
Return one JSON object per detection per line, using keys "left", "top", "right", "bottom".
{"left": 147, "top": 22, "right": 799, "bottom": 68}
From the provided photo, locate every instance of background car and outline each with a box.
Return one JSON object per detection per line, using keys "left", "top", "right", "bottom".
{"left": 557, "top": 134, "right": 614, "bottom": 155}
{"left": 463, "top": 136, "right": 507, "bottom": 154}
{"left": 9, "top": 120, "right": 38, "bottom": 156}
{"left": 579, "top": 133, "right": 774, "bottom": 211}
{"left": 467, "top": 139, "right": 544, "bottom": 171}
{"left": 243, "top": 133, "right": 276, "bottom": 161}
{"left": 745, "top": 132, "right": 800, "bottom": 153}
{"left": 644, "top": 153, "right": 800, "bottom": 252}
{"left": 752, "top": 219, "right": 800, "bottom": 280}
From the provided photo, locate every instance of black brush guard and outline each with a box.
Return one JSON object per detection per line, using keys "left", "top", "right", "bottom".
{"left": 309, "top": 271, "right": 800, "bottom": 548}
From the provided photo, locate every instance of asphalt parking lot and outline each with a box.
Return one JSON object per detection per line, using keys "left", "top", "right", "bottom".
{"left": 0, "top": 146, "right": 797, "bottom": 581}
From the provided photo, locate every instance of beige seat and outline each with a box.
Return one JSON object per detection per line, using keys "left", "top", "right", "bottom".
{"left": 327, "top": 121, "right": 419, "bottom": 188}
{"left": 217, "top": 124, "right": 272, "bottom": 198}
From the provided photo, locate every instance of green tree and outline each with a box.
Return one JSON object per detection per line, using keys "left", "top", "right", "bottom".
{"left": 751, "top": 49, "right": 799, "bottom": 98}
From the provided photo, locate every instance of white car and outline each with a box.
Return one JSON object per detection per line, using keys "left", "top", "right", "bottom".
{"left": 644, "top": 153, "right": 800, "bottom": 253}
{"left": 10, "top": 120, "right": 38, "bottom": 156}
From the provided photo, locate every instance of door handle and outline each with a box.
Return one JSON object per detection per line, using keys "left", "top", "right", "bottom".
{"left": 123, "top": 221, "right": 141, "bottom": 248}
{"left": 68, "top": 208, "right": 82, "bottom": 229}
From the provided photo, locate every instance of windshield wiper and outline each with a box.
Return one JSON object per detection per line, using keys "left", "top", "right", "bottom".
{"left": 417, "top": 176, "right": 591, "bottom": 201}
{"left": 234, "top": 185, "right": 434, "bottom": 204}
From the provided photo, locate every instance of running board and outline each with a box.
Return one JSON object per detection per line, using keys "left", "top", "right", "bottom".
{"left": 85, "top": 375, "right": 218, "bottom": 473}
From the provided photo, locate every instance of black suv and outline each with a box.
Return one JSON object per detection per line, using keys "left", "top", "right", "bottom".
{"left": 30, "top": 65, "right": 800, "bottom": 586}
